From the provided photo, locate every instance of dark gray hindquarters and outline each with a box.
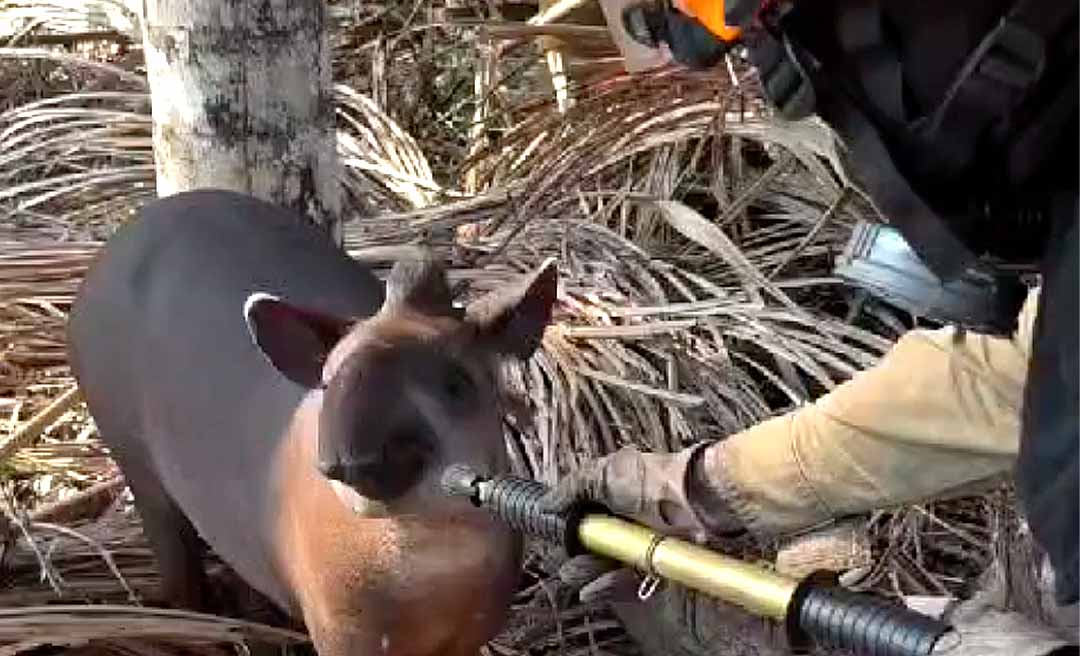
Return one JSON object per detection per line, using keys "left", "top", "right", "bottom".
{"left": 67, "top": 190, "right": 385, "bottom": 612}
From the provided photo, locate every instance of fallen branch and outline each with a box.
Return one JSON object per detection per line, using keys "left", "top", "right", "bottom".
{"left": 22, "top": 476, "right": 124, "bottom": 526}
{"left": 0, "top": 386, "right": 82, "bottom": 462}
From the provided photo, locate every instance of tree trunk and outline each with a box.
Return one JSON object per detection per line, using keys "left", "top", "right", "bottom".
{"left": 140, "top": 0, "right": 342, "bottom": 243}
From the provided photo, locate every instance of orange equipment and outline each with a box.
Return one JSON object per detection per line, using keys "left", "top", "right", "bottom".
{"left": 678, "top": 0, "right": 743, "bottom": 42}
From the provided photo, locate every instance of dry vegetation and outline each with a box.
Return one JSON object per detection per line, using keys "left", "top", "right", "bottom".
{"left": 0, "top": 1, "right": 1028, "bottom": 654}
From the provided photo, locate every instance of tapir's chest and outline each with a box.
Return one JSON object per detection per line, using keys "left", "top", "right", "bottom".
{"left": 280, "top": 509, "right": 521, "bottom": 655}
{"left": 270, "top": 420, "right": 522, "bottom": 651}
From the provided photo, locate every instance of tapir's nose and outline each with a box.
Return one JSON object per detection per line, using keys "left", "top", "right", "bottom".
{"left": 317, "top": 414, "right": 438, "bottom": 501}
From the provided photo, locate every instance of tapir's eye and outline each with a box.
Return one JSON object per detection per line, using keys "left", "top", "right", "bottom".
{"left": 443, "top": 362, "right": 475, "bottom": 401}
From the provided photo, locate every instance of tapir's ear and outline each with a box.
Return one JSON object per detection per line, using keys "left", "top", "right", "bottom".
{"left": 465, "top": 258, "right": 558, "bottom": 359}
{"left": 243, "top": 292, "right": 352, "bottom": 389}
{"left": 382, "top": 254, "right": 456, "bottom": 317}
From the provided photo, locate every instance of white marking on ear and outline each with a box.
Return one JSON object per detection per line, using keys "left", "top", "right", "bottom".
{"left": 243, "top": 291, "right": 281, "bottom": 343}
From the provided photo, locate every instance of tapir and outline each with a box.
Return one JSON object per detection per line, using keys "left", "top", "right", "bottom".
{"left": 65, "top": 189, "right": 557, "bottom": 656}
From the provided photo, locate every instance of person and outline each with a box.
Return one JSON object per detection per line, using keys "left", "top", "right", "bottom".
{"left": 542, "top": 1, "right": 1078, "bottom": 654}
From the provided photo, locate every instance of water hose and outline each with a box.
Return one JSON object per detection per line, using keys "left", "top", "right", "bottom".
{"left": 442, "top": 464, "right": 952, "bottom": 656}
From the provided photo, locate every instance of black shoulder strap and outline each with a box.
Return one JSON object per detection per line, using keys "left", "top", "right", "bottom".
{"left": 834, "top": 4, "right": 905, "bottom": 127}
{"left": 822, "top": 83, "right": 982, "bottom": 281}
{"left": 922, "top": 0, "right": 1078, "bottom": 179}
{"left": 1017, "top": 194, "right": 1080, "bottom": 606}
{"left": 772, "top": 34, "right": 983, "bottom": 281}
{"left": 745, "top": 29, "right": 817, "bottom": 121}
{"left": 761, "top": 0, "right": 1076, "bottom": 280}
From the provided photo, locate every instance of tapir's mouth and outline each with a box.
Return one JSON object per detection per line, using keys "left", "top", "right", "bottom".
{"left": 319, "top": 440, "right": 433, "bottom": 501}
{"left": 327, "top": 468, "right": 506, "bottom": 530}
{"left": 329, "top": 479, "right": 390, "bottom": 516}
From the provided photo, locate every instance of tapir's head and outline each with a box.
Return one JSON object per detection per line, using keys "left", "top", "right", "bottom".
{"left": 243, "top": 254, "right": 557, "bottom": 514}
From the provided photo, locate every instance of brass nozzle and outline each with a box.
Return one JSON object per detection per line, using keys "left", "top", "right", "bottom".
{"left": 577, "top": 514, "right": 798, "bottom": 620}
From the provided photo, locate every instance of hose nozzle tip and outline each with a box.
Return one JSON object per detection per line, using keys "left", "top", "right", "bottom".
{"left": 441, "top": 463, "right": 481, "bottom": 499}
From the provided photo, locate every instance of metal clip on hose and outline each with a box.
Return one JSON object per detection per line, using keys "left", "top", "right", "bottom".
{"left": 442, "top": 464, "right": 952, "bottom": 656}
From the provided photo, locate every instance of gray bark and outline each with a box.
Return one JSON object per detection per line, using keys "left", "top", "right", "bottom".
{"left": 141, "top": 0, "right": 342, "bottom": 243}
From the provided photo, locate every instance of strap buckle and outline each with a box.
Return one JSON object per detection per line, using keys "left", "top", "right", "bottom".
{"left": 974, "top": 18, "right": 1046, "bottom": 91}
{"left": 750, "top": 32, "right": 817, "bottom": 121}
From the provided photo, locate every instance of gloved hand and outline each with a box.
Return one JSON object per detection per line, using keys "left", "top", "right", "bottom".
{"left": 558, "top": 553, "right": 790, "bottom": 656}
{"left": 926, "top": 566, "right": 1079, "bottom": 656}
{"left": 928, "top": 602, "right": 1077, "bottom": 656}
{"left": 543, "top": 445, "right": 789, "bottom": 655}
{"left": 540, "top": 444, "right": 745, "bottom": 543}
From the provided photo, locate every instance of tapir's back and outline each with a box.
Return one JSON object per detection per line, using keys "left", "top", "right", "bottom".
{"left": 67, "top": 190, "right": 385, "bottom": 607}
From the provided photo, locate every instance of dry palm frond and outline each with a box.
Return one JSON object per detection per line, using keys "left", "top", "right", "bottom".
{"left": 1, "top": 500, "right": 159, "bottom": 607}
{"left": 0, "top": 605, "right": 307, "bottom": 655}
{"left": 336, "top": 82, "right": 450, "bottom": 212}
{"left": 1, "top": 0, "right": 564, "bottom": 182}
{"left": 0, "top": 237, "right": 99, "bottom": 301}
{"left": 0, "top": 1, "right": 139, "bottom": 42}
{"left": 0, "top": 76, "right": 457, "bottom": 231}
{"left": 0, "top": 90, "right": 153, "bottom": 238}
{"left": 0, "top": 385, "right": 79, "bottom": 461}
{"left": 0, "top": 46, "right": 144, "bottom": 87}
{"left": 850, "top": 489, "right": 1012, "bottom": 603}
{"left": 0, "top": 240, "right": 98, "bottom": 425}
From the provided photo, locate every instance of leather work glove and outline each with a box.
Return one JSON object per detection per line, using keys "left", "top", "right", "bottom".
{"left": 540, "top": 444, "right": 746, "bottom": 543}
{"left": 929, "top": 604, "right": 1077, "bottom": 656}
{"left": 551, "top": 514, "right": 873, "bottom": 656}
{"left": 924, "top": 556, "right": 1079, "bottom": 656}
{"left": 542, "top": 445, "right": 790, "bottom": 655}
{"left": 558, "top": 554, "right": 790, "bottom": 655}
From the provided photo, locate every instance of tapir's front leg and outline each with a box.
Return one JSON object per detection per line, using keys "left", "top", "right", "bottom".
{"left": 119, "top": 455, "right": 212, "bottom": 611}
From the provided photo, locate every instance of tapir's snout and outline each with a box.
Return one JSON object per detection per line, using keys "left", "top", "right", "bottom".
{"left": 312, "top": 348, "right": 443, "bottom": 502}
{"left": 316, "top": 424, "right": 438, "bottom": 502}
